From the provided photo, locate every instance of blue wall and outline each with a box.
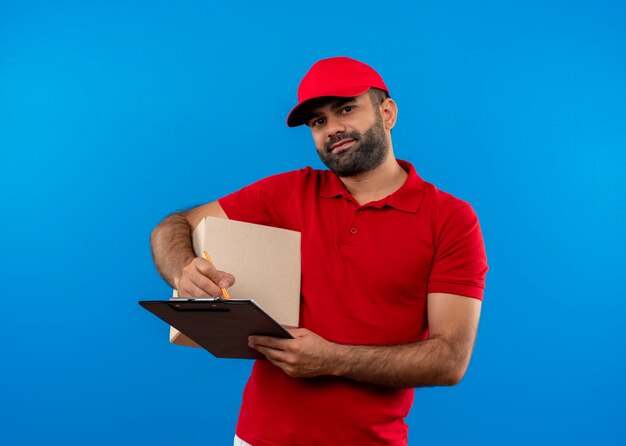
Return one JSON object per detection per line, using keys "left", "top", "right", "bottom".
{"left": 1, "top": 1, "right": 624, "bottom": 444}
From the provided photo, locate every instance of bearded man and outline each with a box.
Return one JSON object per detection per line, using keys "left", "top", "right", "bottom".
{"left": 150, "top": 56, "right": 489, "bottom": 446}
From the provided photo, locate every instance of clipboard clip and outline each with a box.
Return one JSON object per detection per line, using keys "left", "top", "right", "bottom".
{"left": 170, "top": 297, "right": 222, "bottom": 302}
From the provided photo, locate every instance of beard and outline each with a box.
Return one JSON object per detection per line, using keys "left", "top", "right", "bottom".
{"left": 316, "top": 113, "right": 389, "bottom": 177}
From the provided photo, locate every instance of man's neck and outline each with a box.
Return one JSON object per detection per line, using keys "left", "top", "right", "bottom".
{"left": 339, "top": 152, "right": 408, "bottom": 206}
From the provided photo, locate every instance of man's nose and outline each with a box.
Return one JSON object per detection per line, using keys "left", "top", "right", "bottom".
{"left": 324, "top": 116, "right": 346, "bottom": 140}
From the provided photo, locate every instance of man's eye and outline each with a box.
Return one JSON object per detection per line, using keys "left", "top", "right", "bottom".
{"left": 311, "top": 118, "right": 325, "bottom": 127}
{"left": 341, "top": 105, "right": 353, "bottom": 114}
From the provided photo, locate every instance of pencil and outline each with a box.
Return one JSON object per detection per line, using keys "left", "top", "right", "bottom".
{"left": 203, "top": 250, "right": 231, "bottom": 300}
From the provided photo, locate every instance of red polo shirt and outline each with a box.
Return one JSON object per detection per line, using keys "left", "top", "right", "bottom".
{"left": 218, "top": 160, "right": 488, "bottom": 445}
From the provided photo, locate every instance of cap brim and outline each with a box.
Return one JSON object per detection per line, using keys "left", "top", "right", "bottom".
{"left": 286, "top": 85, "right": 372, "bottom": 127}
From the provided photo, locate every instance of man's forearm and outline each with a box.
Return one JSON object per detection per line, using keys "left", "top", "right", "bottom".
{"left": 249, "top": 296, "right": 479, "bottom": 388}
{"left": 150, "top": 213, "right": 196, "bottom": 288}
{"left": 330, "top": 337, "right": 467, "bottom": 388}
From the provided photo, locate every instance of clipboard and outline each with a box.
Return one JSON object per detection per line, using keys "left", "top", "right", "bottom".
{"left": 139, "top": 298, "right": 293, "bottom": 359}
{"left": 170, "top": 216, "right": 301, "bottom": 347}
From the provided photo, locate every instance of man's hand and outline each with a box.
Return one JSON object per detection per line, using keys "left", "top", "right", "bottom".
{"left": 249, "top": 328, "right": 338, "bottom": 378}
{"left": 248, "top": 294, "right": 481, "bottom": 388}
{"left": 176, "top": 257, "right": 235, "bottom": 298}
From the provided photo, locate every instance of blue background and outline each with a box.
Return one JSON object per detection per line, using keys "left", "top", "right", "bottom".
{"left": 1, "top": 1, "right": 625, "bottom": 444}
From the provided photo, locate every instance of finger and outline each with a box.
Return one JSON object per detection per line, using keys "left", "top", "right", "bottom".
{"left": 177, "top": 278, "right": 210, "bottom": 298}
{"left": 249, "top": 335, "right": 289, "bottom": 350}
{"left": 188, "top": 268, "right": 222, "bottom": 297}
{"left": 180, "top": 259, "right": 219, "bottom": 296}
{"left": 218, "top": 271, "right": 236, "bottom": 288}
{"left": 253, "top": 344, "right": 290, "bottom": 363}
{"left": 263, "top": 353, "right": 289, "bottom": 371}
{"left": 195, "top": 258, "right": 236, "bottom": 288}
{"left": 192, "top": 256, "right": 218, "bottom": 278}
{"left": 254, "top": 347, "right": 301, "bottom": 377}
{"left": 211, "top": 270, "right": 235, "bottom": 288}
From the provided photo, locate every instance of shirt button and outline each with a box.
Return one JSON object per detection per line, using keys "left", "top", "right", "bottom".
{"left": 350, "top": 227, "right": 358, "bottom": 234}
{"left": 356, "top": 210, "right": 363, "bottom": 215}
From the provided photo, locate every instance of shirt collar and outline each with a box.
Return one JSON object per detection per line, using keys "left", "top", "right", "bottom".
{"left": 319, "top": 159, "right": 426, "bottom": 213}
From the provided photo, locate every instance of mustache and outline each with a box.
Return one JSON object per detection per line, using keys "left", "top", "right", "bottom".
{"left": 324, "top": 132, "right": 361, "bottom": 152}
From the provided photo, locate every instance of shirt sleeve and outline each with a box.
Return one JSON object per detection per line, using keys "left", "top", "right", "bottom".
{"left": 217, "top": 170, "right": 301, "bottom": 229}
{"left": 427, "top": 203, "right": 489, "bottom": 300}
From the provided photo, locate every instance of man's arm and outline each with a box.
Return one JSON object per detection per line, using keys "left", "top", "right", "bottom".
{"left": 249, "top": 292, "right": 482, "bottom": 388}
{"left": 150, "top": 201, "right": 234, "bottom": 297}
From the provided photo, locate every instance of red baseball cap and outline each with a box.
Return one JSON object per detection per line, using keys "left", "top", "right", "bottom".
{"left": 286, "top": 56, "right": 389, "bottom": 127}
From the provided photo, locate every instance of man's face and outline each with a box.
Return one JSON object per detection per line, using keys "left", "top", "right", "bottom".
{"left": 305, "top": 92, "right": 389, "bottom": 177}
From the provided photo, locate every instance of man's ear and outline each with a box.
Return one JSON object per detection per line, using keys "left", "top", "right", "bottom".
{"left": 381, "top": 98, "right": 398, "bottom": 130}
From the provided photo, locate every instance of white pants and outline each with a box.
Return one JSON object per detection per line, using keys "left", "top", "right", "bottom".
{"left": 234, "top": 434, "right": 253, "bottom": 446}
